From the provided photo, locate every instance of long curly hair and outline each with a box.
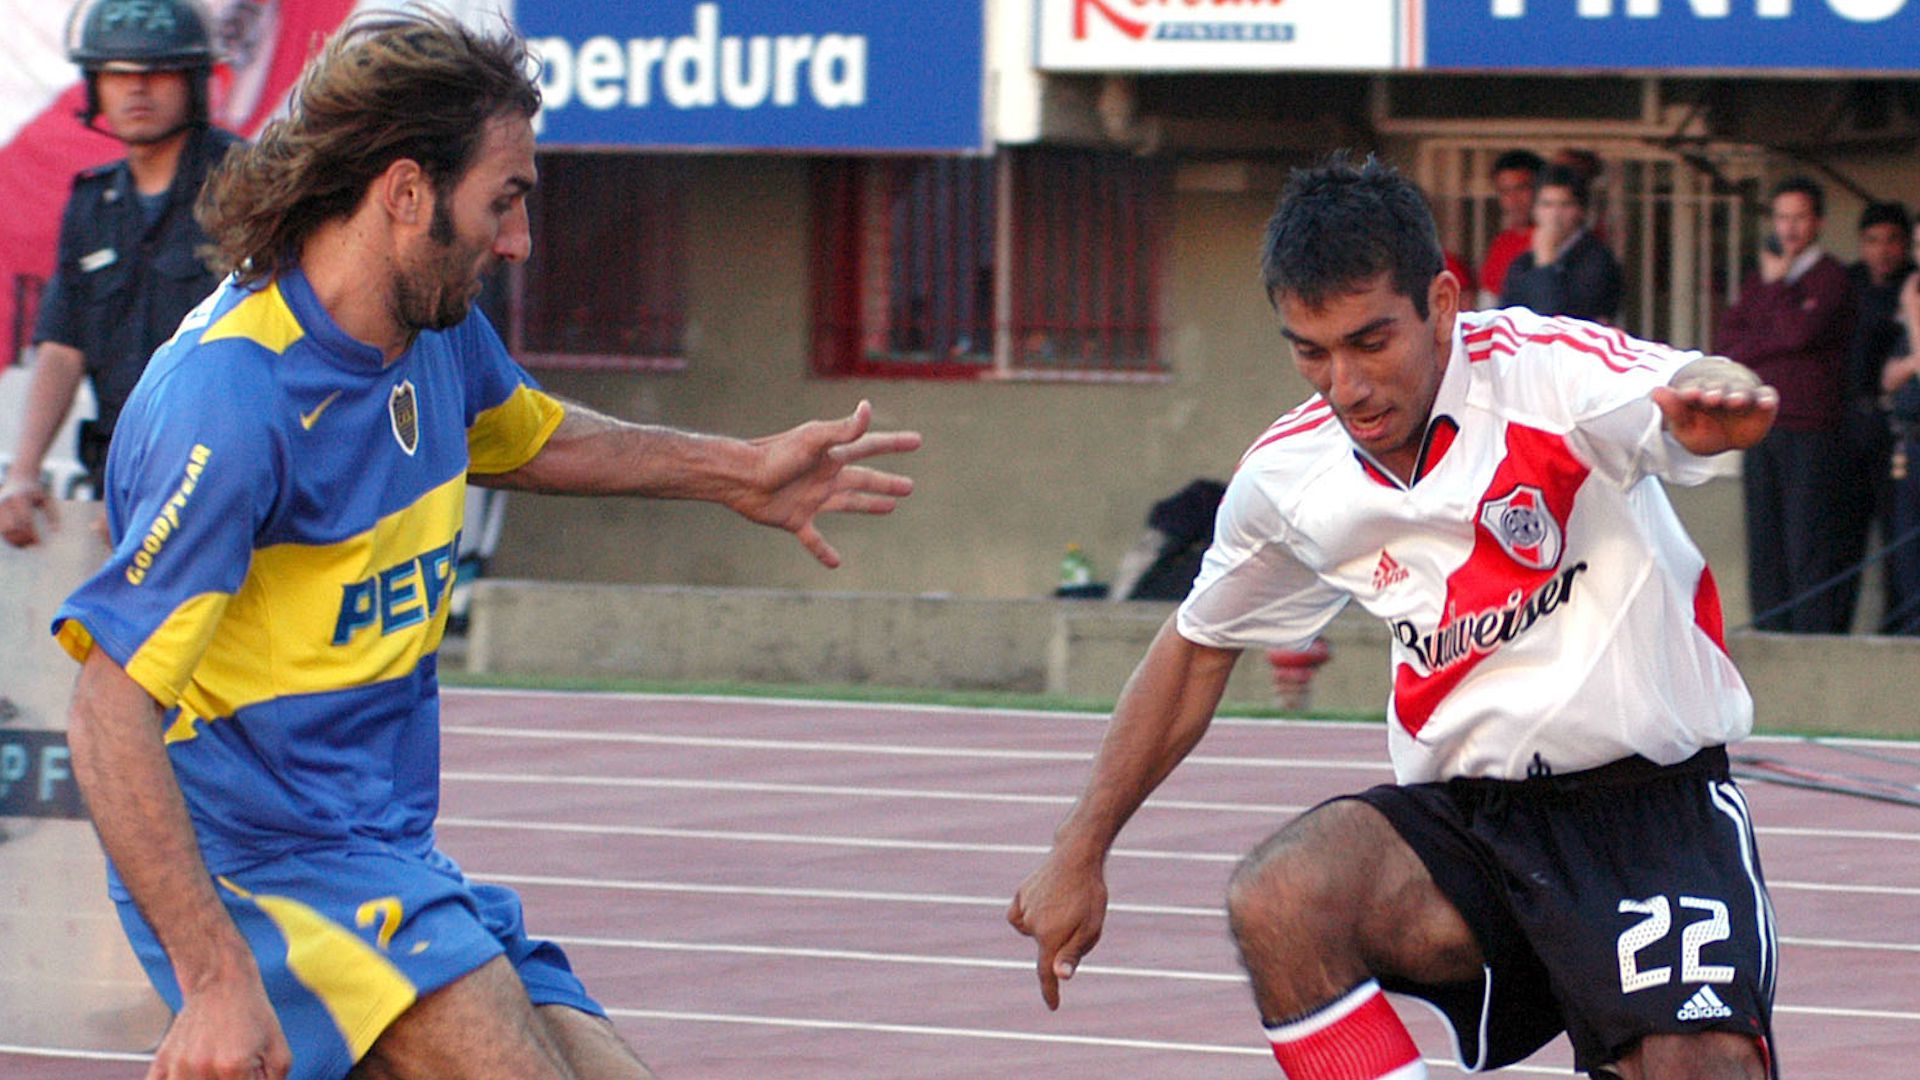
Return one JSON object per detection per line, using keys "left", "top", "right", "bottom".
{"left": 197, "top": 8, "right": 540, "bottom": 284}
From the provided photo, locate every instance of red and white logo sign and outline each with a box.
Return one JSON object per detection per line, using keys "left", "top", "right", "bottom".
{"left": 1478, "top": 484, "right": 1564, "bottom": 571}
{"left": 1038, "top": 0, "right": 1401, "bottom": 73}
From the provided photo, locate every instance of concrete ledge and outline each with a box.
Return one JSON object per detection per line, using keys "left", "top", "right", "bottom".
{"left": 467, "top": 581, "right": 1059, "bottom": 692}
{"left": 467, "top": 580, "right": 1920, "bottom": 738}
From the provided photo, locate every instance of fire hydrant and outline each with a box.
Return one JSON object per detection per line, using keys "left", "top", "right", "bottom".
{"left": 1266, "top": 638, "right": 1331, "bottom": 712}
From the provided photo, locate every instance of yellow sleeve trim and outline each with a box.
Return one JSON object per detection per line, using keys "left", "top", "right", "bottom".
{"left": 468, "top": 386, "right": 565, "bottom": 476}
{"left": 54, "top": 618, "right": 97, "bottom": 665}
{"left": 121, "top": 591, "right": 232, "bottom": 711}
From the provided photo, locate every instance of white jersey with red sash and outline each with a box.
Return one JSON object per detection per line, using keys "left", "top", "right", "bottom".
{"left": 1178, "top": 308, "right": 1753, "bottom": 783}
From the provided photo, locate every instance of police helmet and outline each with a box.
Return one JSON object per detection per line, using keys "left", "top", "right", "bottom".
{"left": 65, "top": 0, "right": 218, "bottom": 133}
{"left": 65, "top": 0, "right": 217, "bottom": 72}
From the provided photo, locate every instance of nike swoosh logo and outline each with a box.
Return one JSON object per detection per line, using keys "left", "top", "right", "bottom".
{"left": 300, "top": 391, "right": 343, "bottom": 431}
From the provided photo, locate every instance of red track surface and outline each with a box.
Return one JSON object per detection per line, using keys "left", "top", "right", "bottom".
{"left": 7, "top": 688, "right": 1919, "bottom": 1078}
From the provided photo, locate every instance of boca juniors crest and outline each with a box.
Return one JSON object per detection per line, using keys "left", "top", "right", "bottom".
{"left": 1478, "top": 485, "right": 1563, "bottom": 571}
{"left": 389, "top": 380, "right": 419, "bottom": 456}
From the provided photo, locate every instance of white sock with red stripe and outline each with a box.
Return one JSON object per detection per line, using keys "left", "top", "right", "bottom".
{"left": 1263, "top": 978, "right": 1427, "bottom": 1079}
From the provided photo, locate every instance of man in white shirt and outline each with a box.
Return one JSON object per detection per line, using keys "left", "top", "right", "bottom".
{"left": 1009, "top": 155, "right": 1778, "bottom": 1080}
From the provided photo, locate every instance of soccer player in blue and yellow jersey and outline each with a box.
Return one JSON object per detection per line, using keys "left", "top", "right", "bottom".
{"left": 51, "top": 12, "right": 918, "bottom": 1080}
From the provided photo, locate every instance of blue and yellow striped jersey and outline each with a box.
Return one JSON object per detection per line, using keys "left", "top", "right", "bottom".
{"left": 53, "top": 268, "right": 564, "bottom": 884}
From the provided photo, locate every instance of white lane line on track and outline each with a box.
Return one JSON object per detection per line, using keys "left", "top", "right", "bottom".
{"left": 0, "top": 1045, "right": 149, "bottom": 1062}
{"left": 602, "top": 1008, "right": 1572, "bottom": 1074}
{"left": 1754, "top": 825, "right": 1920, "bottom": 844}
{"left": 441, "top": 771, "right": 1305, "bottom": 815}
{"left": 606, "top": 1007, "right": 1272, "bottom": 1057}
{"left": 472, "top": 871, "right": 1220, "bottom": 917}
{"left": 440, "top": 816, "right": 1239, "bottom": 862}
{"left": 446, "top": 818, "right": 1920, "bottom": 889}
{"left": 442, "top": 725, "right": 1388, "bottom": 771}
{"left": 551, "top": 935, "right": 1242, "bottom": 983}
{"left": 482, "top": 872, "right": 1920, "bottom": 954}
{"left": 443, "top": 687, "right": 1370, "bottom": 730}
{"left": 443, "top": 688, "right": 1920, "bottom": 753}
{"left": 566, "top": 938, "right": 1920, "bottom": 1024}
{"left": 1779, "top": 936, "right": 1920, "bottom": 954}
{"left": 1768, "top": 879, "right": 1920, "bottom": 897}
{"left": 555, "top": 933, "right": 1920, "bottom": 971}
{"left": 440, "top": 772, "right": 1918, "bottom": 842}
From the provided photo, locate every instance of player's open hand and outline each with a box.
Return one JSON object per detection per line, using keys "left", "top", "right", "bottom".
{"left": 1008, "top": 853, "right": 1109, "bottom": 1011}
{"left": 147, "top": 972, "right": 292, "bottom": 1080}
{"left": 737, "top": 400, "right": 921, "bottom": 568}
{"left": 1652, "top": 356, "right": 1778, "bottom": 457}
{"left": 0, "top": 476, "right": 58, "bottom": 548}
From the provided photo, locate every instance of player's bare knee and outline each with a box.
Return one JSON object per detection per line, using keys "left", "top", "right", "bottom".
{"left": 1227, "top": 802, "right": 1378, "bottom": 941}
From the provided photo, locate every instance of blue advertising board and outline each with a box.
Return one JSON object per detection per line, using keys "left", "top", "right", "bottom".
{"left": 517, "top": 1, "right": 984, "bottom": 151}
{"left": 1427, "top": 0, "right": 1920, "bottom": 71}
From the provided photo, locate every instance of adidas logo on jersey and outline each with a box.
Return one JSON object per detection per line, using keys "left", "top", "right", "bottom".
{"left": 1373, "top": 550, "right": 1409, "bottom": 591}
{"left": 1676, "top": 985, "right": 1733, "bottom": 1021}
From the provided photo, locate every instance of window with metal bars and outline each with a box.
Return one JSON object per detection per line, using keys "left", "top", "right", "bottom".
{"left": 509, "top": 153, "right": 689, "bottom": 372}
{"left": 1008, "top": 148, "right": 1169, "bottom": 377}
{"left": 811, "top": 148, "right": 1169, "bottom": 379}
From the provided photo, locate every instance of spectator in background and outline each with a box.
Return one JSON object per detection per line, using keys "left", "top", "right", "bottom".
{"left": 1837, "top": 201, "right": 1913, "bottom": 629}
{"left": 1477, "top": 149, "right": 1543, "bottom": 307}
{"left": 0, "top": 0, "right": 241, "bottom": 547}
{"left": 1878, "top": 217, "right": 1920, "bottom": 633}
{"left": 1715, "top": 176, "right": 1858, "bottom": 633}
{"left": 1498, "top": 164, "right": 1623, "bottom": 323}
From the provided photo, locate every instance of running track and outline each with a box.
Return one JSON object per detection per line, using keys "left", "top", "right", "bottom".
{"left": 7, "top": 688, "right": 1919, "bottom": 1077}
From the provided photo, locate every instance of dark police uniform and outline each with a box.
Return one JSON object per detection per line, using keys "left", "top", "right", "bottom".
{"left": 31, "top": 123, "right": 241, "bottom": 488}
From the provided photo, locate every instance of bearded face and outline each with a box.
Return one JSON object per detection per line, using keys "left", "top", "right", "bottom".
{"left": 392, "top": 190, "right": 494, "bottom": 333}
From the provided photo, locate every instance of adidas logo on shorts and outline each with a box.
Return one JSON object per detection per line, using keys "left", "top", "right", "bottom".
{"left": 1676, "top": 985, "right": 1734, "bottom": 1021}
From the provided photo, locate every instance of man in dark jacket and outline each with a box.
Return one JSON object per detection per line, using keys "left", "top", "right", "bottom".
{"left": 1836, "top": 202, "right": 1914, "bottom": 628}
{"left": 0, "top": 0, "right": 242, "bottom": 547}
{"left": 1499, "top": 164, "right": 1624, "bottom": 323}
{"left": 1714, "top": 176, "right": 1858, "bottom": 632}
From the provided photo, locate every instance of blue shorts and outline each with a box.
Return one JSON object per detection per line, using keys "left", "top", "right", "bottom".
{"left": 116, "top": 845, "right": 603, "bottom": 1080}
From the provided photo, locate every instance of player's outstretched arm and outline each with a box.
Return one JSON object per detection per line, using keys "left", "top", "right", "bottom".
{"left": 67, "top": 649, "right": 291, "bottom": 1080}
{"left": 1008, "top": 617, "right": 1238, "bottom": 1009}
{"left": 1649, "top": 355, "right": 1779, "bottom": 457}
{"left": 478, "top": 399, "right": 920, "bottom": 568}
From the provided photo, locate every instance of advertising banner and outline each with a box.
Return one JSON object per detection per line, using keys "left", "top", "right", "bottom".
{"left": 520, "top": 0, "right": 985, "bottom": 151}
{"left": 1036, "top": 0, "right": 1414, "bottom": 71}
{"left": 1426, "top": 0, "right": 1920, "bottom": 72}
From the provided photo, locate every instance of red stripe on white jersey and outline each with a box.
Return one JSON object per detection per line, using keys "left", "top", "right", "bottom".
{"left": 1466, "top": 314, "right": 1658, "bottom": 375}
{"left": 1241, "top": 401, "right": 1336, "bottom": 467}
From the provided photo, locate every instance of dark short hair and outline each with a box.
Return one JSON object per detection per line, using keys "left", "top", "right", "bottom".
{"left": 1261, "top": 153, "right": 1445, "bottom": 320}
{"left": 1491, "top": 149, "right": 1545, "bottom": 178}
{"left": 1859, "top": 201, "right": 1911, "bottom": 235}
{"left": 1770, "top": 176, "right": 1825, "bottom": 219}
{"left": 1536, "top": 164, "right": 1590, "bottom": 210}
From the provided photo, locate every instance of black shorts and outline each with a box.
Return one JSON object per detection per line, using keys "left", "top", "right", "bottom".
{"left": 1340, "top": 747, "right": 1778, "bottom": 1076}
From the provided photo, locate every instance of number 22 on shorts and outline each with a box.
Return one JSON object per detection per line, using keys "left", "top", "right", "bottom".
{"left": 1616, "top": 895, "right": 1736, "bottom": 993}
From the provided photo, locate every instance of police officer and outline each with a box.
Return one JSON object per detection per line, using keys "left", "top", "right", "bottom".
{"left": 0, "top": 0, "right": 241, "bottom": 547}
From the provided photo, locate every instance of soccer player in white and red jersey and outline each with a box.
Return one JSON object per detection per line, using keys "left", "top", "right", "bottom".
{"left": 1009, "top": 154, "right": 1780, "bottom": 1080}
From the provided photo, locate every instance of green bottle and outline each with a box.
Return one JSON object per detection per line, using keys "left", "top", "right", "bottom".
{"left": 1060, "top": 543, "right": 1093, "bottom": 589}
